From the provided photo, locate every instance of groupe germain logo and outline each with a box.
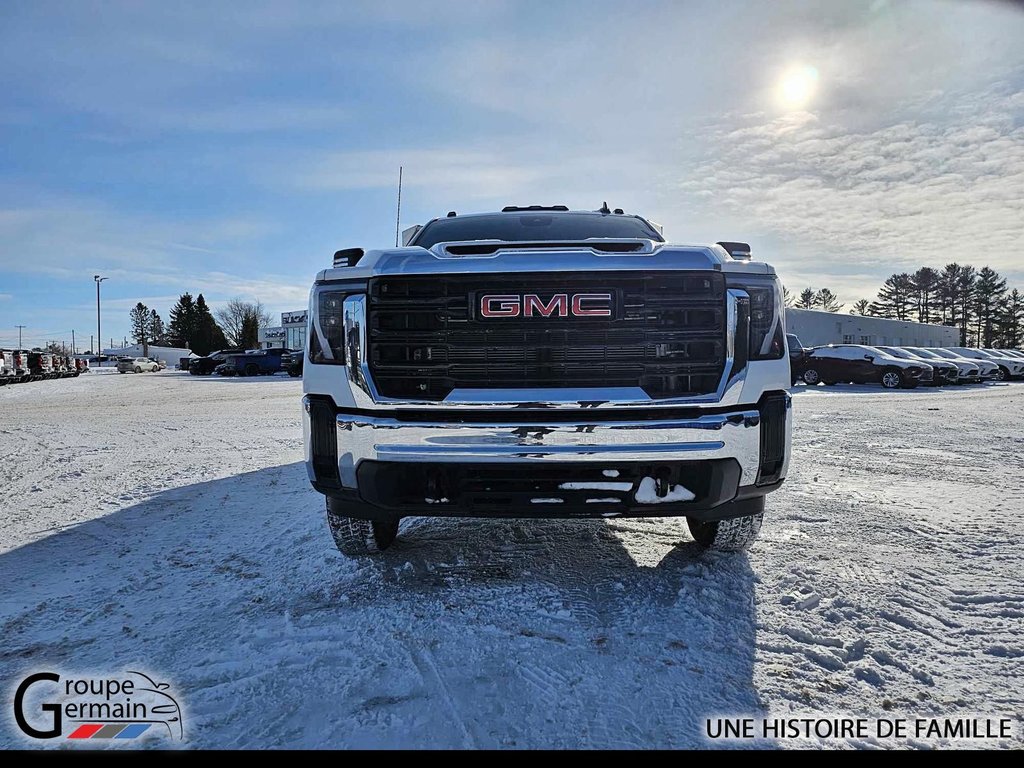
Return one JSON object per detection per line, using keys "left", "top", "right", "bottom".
{"left": 478, "top": 292, "right": 613, "bottom": 319}
{"left": 13, "top": 670, "right": 183, "bottom": 742}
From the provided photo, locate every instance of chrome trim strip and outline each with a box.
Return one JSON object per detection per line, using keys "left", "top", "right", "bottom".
{"left": 332, "top": 410, "right": 763, "bottom": 487}
{"left": 378, "top": 442, "right": 726, "bottom": 459}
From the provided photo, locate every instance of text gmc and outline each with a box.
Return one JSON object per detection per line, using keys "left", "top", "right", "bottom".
{"left": 302, "top": 206, "right": 792, "bottom": 556}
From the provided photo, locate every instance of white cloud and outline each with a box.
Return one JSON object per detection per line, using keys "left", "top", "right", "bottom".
{"left": 669, "top": 79, "right": 1024, "bottom": 303}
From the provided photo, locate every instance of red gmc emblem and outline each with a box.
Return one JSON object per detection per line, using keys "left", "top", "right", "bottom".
{"left": 479, "top": 293, "right": 613, "bottom": 318}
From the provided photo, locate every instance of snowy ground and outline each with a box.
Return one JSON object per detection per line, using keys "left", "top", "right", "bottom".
{"left": 1, "top": 371, "right": 1022, "bottom": 749}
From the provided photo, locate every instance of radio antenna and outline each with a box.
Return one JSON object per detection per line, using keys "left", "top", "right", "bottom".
{"left": 394, "top": 165, "right": 403, "bottom": 247}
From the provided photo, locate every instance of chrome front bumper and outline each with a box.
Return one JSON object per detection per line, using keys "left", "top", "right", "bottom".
{"left": 303, "top": 399, "right": 790, "bottom": 492}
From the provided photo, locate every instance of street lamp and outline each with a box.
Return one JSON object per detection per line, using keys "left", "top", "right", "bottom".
{"left": 94, "top": 275, "right": 108, "bottom": 366}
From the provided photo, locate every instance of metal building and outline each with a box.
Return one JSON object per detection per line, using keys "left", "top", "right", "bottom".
{"left": 785, "top": 308, "right": 959, "bottom": 348}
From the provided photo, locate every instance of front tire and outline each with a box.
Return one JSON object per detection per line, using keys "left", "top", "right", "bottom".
{"left": 802, "top": 368, "right": 821, "bottom": 385}
{"left": 326, "top": 498, "right": 398, "bottom": 556}
{"left": 687, "top": 498, "right": 765, "bottom": 552}
{"left": 134, "top": 366, "right": 142, "bottom": 373}
{"left": 995, "top": 366, "right": 1009, "bottom": 382}
{"left": 245, "top": 364, "right": 259, "bottom": 377}
{"left": 688, "top": 512, "right": 764, "bottom": 552}
{"left": 880, "top": 368, "right": 904, "bottom": 389}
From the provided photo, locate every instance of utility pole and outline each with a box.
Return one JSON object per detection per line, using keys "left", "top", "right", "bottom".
{"left": 94, "top": 275, "right": 108, "bottom": 366}
{"left": 90, "top": 334, "right": 93, "bottom": 355}
{"left": 395, "top": 165, "right": 403, "bottom": 247}
{"left": 72, "top": 329, "right": 76, "bottom": 355}
{"left": 15, "top": 324, "right": 26, "bottom": 348}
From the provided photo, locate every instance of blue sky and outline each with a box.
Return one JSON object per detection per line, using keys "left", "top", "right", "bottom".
{"left": 1, "top": 0, "right": 1023, "bottom": 350}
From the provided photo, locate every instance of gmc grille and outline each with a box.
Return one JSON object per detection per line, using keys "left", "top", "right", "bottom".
{"left": 367, "top": 271, "right": 727, "bottom": 401}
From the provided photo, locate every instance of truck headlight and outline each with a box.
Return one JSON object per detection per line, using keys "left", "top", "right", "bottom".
{"left": 726, "top": 276, "right": 785, "bottom": 361}
{"left": 309, "top": 290, "right": 348, "bottom": 365}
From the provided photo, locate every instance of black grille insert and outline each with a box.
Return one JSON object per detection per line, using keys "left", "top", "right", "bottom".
{"left": 367, "top": 271, "right": 728, "bottom": 401}
{"left": 757, "top": 393, "right": 789, "bottom": 485}
{"left": 308, "top": 398, "right": 340, "bottom": 489}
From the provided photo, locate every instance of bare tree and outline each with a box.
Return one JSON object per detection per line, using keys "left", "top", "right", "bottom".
{"left": 214, "top": 299, "right": 274, "bottom": 349}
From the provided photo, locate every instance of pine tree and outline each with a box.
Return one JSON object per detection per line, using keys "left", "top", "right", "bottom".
{"left": 937, "top": 264, "right": 964, "bottom": 328}
{"left": 796, "top": 288, "right": 816, "bottom": 309}
{"left": 814, "top": 288, "right": 843, "bottom": 312}
{"left": 149, "top": 310, "right": 165, "bottom": 345}
{"left": 911, "top": 267, "right": 939, "bottom": 324}
{"left": 997, "top": 289, "right": 1024, "bottom": 348}
{"left": 192, "top": 294, "right": 228, "bottom": 356}
{"left": 955, "top": 265, "right": 977, "bottom": 345}
{"left": 850, "top": 299, "right": 871, "bottom": 316}
{"left": 871, "top": 273, "right": 915, "bottom": 320}
{"left": 782, "top": 286, "right": 794, "bottom": 308}
{"left": 129, "top": 302, "right": 151, "bottom": 355}
{"left": 973, "top": 266, "right": 1007, "bottom": 348}
{"left": 168, "top": 293, "right": 197, "bottom": 348}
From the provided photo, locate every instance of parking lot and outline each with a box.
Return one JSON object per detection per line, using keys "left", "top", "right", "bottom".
{"left": 1, "top": 371, "right": 1022, "bottom": 748}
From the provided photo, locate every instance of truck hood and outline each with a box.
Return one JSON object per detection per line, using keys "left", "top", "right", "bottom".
{"left": 316, "top": 241, "right": 777, "bottom": 282}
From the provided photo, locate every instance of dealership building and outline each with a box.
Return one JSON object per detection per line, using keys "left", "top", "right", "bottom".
{"left": 786, "top": 308, "right": 959, "bottom": 348}
{"left": 259, "top": 310, "right": 308, "bottom": 350}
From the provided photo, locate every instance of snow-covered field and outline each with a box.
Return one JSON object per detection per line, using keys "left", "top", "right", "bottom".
{"left": 1, "top": 371, "right": 1022, "bottom": 748}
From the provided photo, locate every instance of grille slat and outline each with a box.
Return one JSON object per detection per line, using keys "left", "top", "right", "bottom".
{"left": 368, "top": 272, "right": 727, "bottom": 401}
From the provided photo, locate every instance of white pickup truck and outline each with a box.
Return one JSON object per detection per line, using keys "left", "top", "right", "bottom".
{"left": 302, "top": 206, "right": 792, "bottom": 557}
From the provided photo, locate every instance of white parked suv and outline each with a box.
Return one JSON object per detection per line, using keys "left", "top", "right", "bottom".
{"left": 117, "top": 356, "right": 160, "bottom": 373}
{"left": 924, "top": 348, "right": 998, "bottom": 380}
{"left": 948, "top": 347, "right": 1024, "bottom": 381}
{"left": 902, "top": 347, "right": 981, "bottom": 384}
{"left": 302, "top": 206, "right": 792, "bottom": 557}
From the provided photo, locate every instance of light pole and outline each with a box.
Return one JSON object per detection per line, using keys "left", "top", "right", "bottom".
{"left": 15, "top": 324, "right": 25, "bottom": 348}
{"left": 94, "top": 275, "right": 108, "bottom": 365}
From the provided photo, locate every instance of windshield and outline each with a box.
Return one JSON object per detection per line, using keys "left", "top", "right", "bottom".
{"left": 846, "top": 345, "right": 887, "bottom": 357}
{"left": 930, "top": 349, "right": 961, "bottom": 360}
{"left": 411, "top": 212, "right": 665, "bottom": 248}
{"left": 877, "top": 346, "right": 911, "bottom": 359}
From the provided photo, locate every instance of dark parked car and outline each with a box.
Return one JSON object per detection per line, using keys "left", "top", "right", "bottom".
{"left": 282, "top": 350, "right": 303, "bottom": 378}
{"left": 876, "top": 346, "right": 957, "bottom": 385}
{"left": 786, "top": 333, "right": 808, "bottom": 385}
{"left": 188, "top": 348, "right": 245, "bottom": 375}
{"left": 217, "top": 348, "right": 295, "bottom": 377}
{"left": 800, "top": 344, "right": 932, "bottom": 389}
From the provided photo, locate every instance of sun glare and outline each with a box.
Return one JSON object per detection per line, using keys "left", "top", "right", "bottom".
{"left": 777, "top": 65, "right": 819, "bottom": 109}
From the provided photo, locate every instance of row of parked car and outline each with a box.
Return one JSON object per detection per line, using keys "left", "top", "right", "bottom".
{"left": 787, "top": 334, "right": 1024, "bottom": 389}
{"left": 182, "top": 347, "right": 303, "bottom": 377}
{"left": 0, "top": 350, "right": 88, "bottom": 385}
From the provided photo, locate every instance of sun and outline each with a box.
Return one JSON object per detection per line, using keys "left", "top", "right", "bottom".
{"left": 776, "top": 65, "right": 819, "bottom": 109}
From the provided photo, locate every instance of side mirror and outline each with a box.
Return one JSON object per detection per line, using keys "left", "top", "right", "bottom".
{"left": 864, "top": 354, "right": 874, "bottom": 361}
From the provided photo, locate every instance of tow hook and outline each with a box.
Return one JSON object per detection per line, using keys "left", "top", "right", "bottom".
{"left": 654, "top": 467, "right": 672, "bottom": 498}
